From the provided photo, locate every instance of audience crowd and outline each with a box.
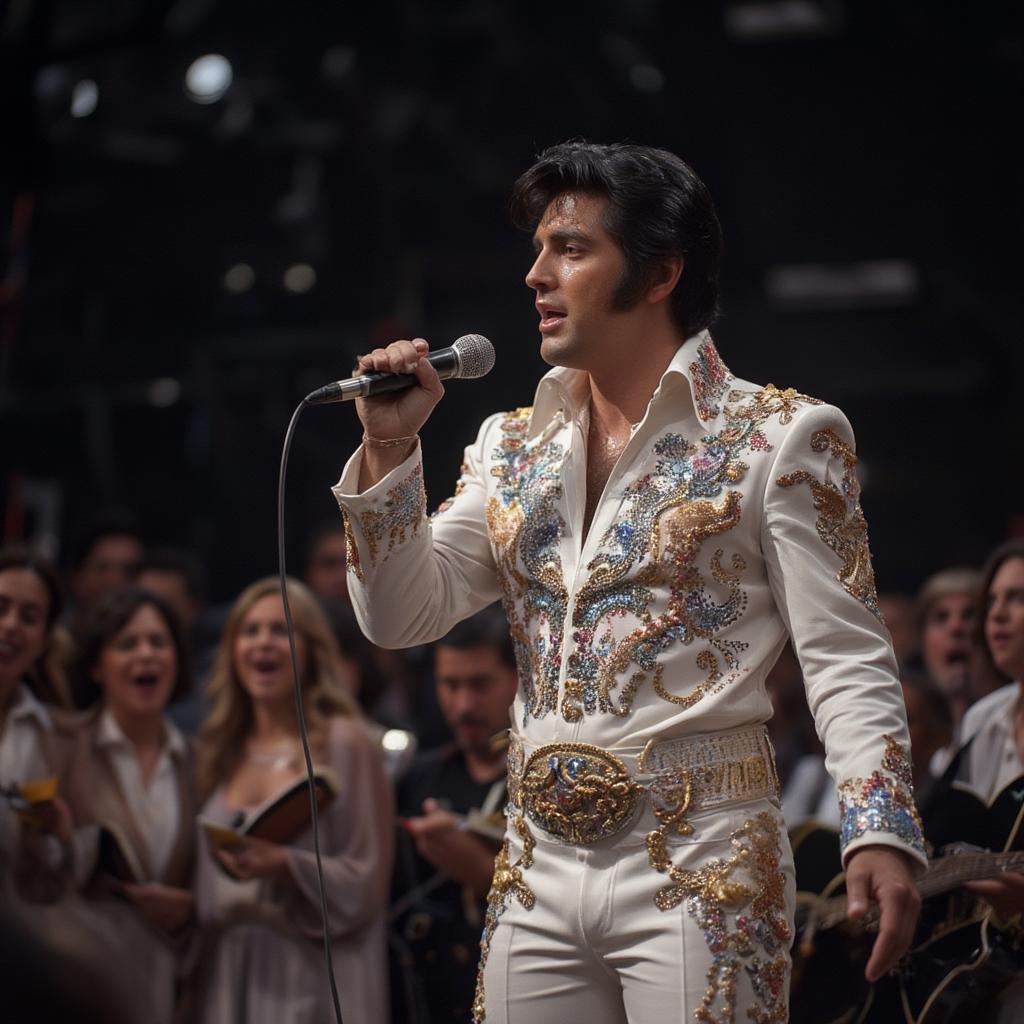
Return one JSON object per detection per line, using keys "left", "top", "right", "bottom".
{"left": 1, "top": 511, "right": 1023, "bottom": 1022}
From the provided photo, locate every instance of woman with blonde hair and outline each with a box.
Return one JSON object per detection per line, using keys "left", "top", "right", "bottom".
{"left": 190, "top": 576, "right": 392, "bottom": 1024}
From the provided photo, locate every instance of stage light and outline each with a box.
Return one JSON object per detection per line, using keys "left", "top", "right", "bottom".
{"left": 381, "top": 729, "right": 412, "bottom": 753}
{"left": 185, "top": 54, "right": 233, "bottom": 104}
{"left": 148, "top": 378, "right": 182, "bottom": 408}
{"left": 765, "top": 260, "right": 919, "bottom": 309}
{"left": 283, "top": 263, "right": 316, "bottom": 294}
{"left": 71, "top": 80, "right": 98, "bottom": 118}
{"left": 223, "top": 262, "right": 255, "bottom": 294}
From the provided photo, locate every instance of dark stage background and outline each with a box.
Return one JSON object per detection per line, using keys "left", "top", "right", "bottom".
{"left": 2, "top": 0, "right": 1022, "bottom": 599}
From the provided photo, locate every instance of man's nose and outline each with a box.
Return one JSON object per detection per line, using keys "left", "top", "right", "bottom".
{"left": 525, "top": 251, "right": 553, "bottom": 291}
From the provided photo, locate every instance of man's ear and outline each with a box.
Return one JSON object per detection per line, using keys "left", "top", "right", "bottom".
{"left": 646, "top": 257, "right": 684, "bottom": 304}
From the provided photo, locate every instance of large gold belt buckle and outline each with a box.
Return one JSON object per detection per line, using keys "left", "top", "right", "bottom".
{"left": 519, "top": 743, "right": 642, "bottom": 844}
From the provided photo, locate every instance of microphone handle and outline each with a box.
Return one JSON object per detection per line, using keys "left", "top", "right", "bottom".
{"left": 306, "top": 347, "right": 460, "bottom": 405}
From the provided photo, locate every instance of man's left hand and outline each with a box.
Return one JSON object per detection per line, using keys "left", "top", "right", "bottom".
{"left": 844, "top": 844, "right": 921, "bottom": 982}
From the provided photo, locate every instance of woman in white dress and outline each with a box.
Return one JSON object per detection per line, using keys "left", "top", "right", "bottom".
{"left": 190, "top": 576, "right": 393, "bottom": 1024}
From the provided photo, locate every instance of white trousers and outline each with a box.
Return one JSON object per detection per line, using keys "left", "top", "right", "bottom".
{"left": 476, "top": 797, "right": 795, "bottom": 1024}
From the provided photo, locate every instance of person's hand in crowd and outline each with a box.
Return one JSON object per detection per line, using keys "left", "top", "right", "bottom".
{"left": 122, "top": 882, "right": 194, "bottom": 933}
{"left": 964, "top": 870, "right": 1024, "bottom": 918}
{"left": 402, "top": 798, "right": 499, "bottom": 898}
{"left": 214, "top": 836, "right": 290, "bottom": 881}
{"left": 845, "top": 845, "right": 922, "bottom": 982}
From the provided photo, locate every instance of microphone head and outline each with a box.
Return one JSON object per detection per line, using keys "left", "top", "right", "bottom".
{"left": 452, "top": 334, "right": 495, "bottom": 380}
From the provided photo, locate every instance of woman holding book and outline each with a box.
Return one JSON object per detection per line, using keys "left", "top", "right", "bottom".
{"left": 190, "top": 576, "right": 393, "bottom": 1024}
{"left": 61, "top": 586, "right": 196, "bottom": 1024}
{"left": 0, "top": 545, "right": 74, "bottom": 907}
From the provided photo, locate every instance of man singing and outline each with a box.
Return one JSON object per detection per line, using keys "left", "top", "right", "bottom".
{"left": 332, "top": 141, "right": 925, "bottom": 1023}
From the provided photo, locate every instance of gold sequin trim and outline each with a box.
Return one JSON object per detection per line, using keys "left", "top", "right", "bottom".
{"left": 472, "top": 815, "right": 535, "bottom": 1023}
{"left": 647, "top": 811, "right": 791, "bottom": 1023}
{"left": 776, "top": 429, "right": 881, "bottom": 619}
{"left": 341, "top": 511, "right": 362, "bottom": 582}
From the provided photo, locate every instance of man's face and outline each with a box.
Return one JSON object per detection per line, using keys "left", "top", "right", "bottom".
{"left": 525, "top": 191, "right": 634, "bottom": 373}
{"left": 72, "top": 534, "right": 143, "bottom": 610}
{"left": 304, "top": 532, "right": 349, "bottom": 604}
{"left": 434, "top": 644, "right": 518, "bottom": 755}
{"left": 921, "top": 593, "right": 974, "bottom": 696}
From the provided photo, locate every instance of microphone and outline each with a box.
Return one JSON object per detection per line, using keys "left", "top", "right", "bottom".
{"left": 304, "top": 334, "right": 495, "bottom": 405}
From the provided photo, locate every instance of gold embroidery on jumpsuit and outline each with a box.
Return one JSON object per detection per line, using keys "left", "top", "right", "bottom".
{"left": 647, "top": 810, "right": 791, "bottom": 1023}
{"left": 472, "top": 815, "right": 536, "bottom": 1023}
{"left": 775, "top": 427, "right": 881, "bottom": 618}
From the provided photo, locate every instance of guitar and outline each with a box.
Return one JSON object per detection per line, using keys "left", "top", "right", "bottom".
{"left": 896, "top": 778, "right": 1024, "bottom": 1024}
{"left": 790, "top": 846, "right": 1024, "bottom": 1024}
{"left": 790, "top": 773, "right": 1024, "bottom": 1024}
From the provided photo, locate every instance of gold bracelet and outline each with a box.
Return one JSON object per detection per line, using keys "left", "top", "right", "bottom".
{"left": 362, "top": 433, "right": 418, "bottom": 449}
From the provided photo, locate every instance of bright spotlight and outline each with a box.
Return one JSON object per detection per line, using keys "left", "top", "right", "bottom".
{"left": 71, "top": 79, "right": 99, "bottom": 118}
{"left": 223, "top": 263, "right": 255, "bottom": 294}
{"left": 185, "top": 54, "right": 233, "bottom": 104}
{"left": 381, "top": 729, "right": 412, "bottom": 752}
{"left": 283, "top": 263, "right": 317, "bottom": 294}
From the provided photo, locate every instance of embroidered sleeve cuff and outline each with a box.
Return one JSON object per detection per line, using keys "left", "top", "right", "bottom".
{"left": 837, "top": 736, "right": 928, "bottom": 871}
{"left": 331, "top": 444, "right": 426, "bottom": 581}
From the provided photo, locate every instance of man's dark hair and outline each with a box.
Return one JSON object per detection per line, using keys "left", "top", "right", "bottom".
{"left": 510, "top": 140, "right": 722, "bottom": 337}
{"left": 135, "top": 546, "right": 207, "bottom": 605}
{"left": 72, "top": 586, "right": 192, "bottom": 708}
{"left": 438, "top": 604, "right": 515, "bottom": 671}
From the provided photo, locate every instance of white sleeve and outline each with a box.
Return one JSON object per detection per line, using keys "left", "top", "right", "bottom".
{"left": 762, "top": 403, "right": 927, "bottom": 870}
{"left": 330, "top": 415, "right": 504, "bottom": 649}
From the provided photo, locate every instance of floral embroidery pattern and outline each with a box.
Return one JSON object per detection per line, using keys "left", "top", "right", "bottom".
{"left": 485, "top": 408, "right": 569, "bottom": 723}
{"left": 472, "top": 815, "right": 535, "bottom": 1023}
{"left": 560, "top": 385, "right": 822, "bottom": 722}
{"left": 837, "top": 735, "right": 925, "bottom": 858}
{"left": 484, "top": 383, "right": 825, "bottom": 724}
{"left": 359, "top": 464, "right": 426, "bottom": 567}
{"left": 647, "top": 810, "right": 790, "bottom": 1023}
{"left": 690, "top": 336, "right": 734, "bottom": 421}
{"left": 775, "top": 428, "right": 881, "bottom": 619}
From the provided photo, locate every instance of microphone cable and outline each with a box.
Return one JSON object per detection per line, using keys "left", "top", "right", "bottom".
{"left": 277, "top": 397, "right": 345, "bottom": 1024}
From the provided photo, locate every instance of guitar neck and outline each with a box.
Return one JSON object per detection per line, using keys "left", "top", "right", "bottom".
{"left": 813, "top": 850, "right": 1024, "bottom": 931}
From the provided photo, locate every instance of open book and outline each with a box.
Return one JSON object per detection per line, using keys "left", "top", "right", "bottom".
{"left": 199, "top": 769, "right": 338, "bottom": 878}
{"left": 96, "top": 822, "right": 147, "bottom": 885}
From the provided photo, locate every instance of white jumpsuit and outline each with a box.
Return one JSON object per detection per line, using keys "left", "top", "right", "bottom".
{"left": 333, "top": 332, "right": 928, "bottom": 1023}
